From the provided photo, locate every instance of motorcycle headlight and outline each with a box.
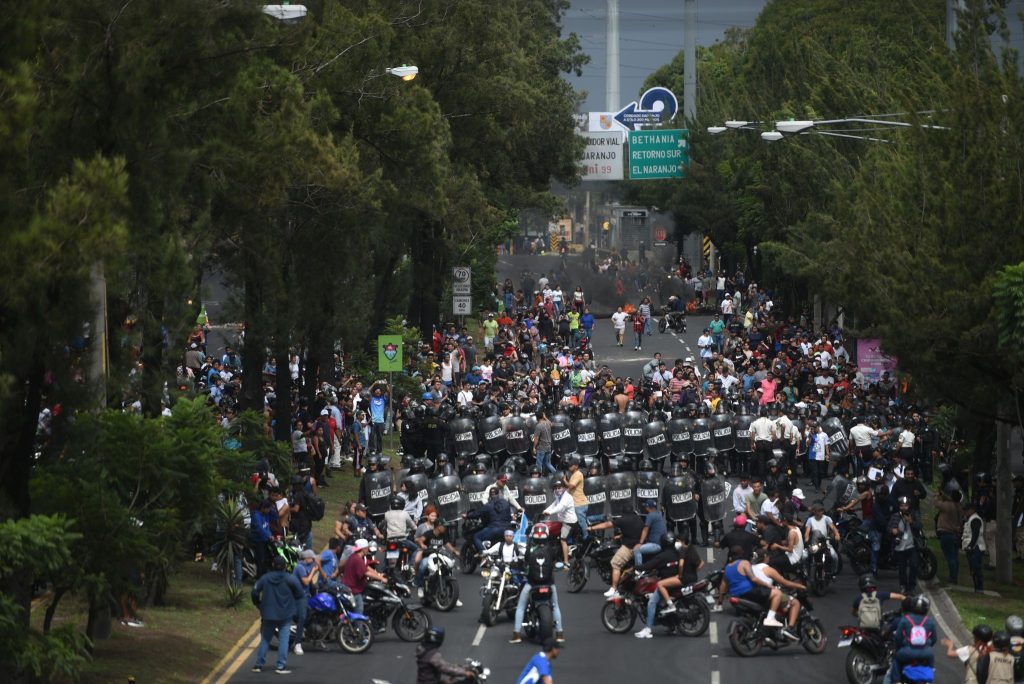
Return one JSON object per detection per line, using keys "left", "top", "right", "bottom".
{"left": 480, "top": 569, "right": 491, "bottom": 579}
{"left": 809, "top": 543, "right": 821, "bottom": 553}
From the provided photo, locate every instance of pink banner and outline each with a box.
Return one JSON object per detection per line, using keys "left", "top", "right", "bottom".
{"left": 856, "top": 338, "right": 898, "bottom": 384}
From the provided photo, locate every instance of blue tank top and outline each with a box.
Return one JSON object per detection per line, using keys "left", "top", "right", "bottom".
{"left": 724, "top": 560, "right": 753, "bottom": 596}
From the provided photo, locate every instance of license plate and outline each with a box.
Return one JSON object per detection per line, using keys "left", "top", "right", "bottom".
{"left": 837, "top": 638, "right": 852, "bottom": 648}
{"left": 386, "top": 550, "right": 399, "bottom": 560}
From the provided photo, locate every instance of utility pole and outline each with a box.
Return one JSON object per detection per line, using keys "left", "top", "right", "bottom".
{"left": 606, "top": 0, "right": 620, "bottom": 111}
{"left": 89, "top": 263, "right": 108, "bottom": 406}
{"left": 683, "top": 0, "right": 697, "bottom": 122}
{"left": 946, "top": 0, "right": 962, "bottom": 50}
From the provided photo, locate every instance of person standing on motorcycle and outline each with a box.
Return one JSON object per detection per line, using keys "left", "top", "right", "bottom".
{"left": 417, "top": 626, "right": 477, "bottom": 684}
{"left": 541, "top": 481, "right": 578, "bottom": 568}
{"left": 634, "top": 532, "right": 703, "bottom": 638}
{"left": 884, "top": 595, "right": 937, "bottom": 684}
{"left": 466, "top": 487, "right": 515, "bottom": 553}
{"left": 511, "top": 524, "right": 565, "bottom": 645}
{"left": 890, "top": 496, "right": 923, "bottom": 594}
{"left": 516, "top": 637, "right": 561, "bottom": 684}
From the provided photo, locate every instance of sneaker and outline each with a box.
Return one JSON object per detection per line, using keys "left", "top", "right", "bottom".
{"left": 603, "top": 587, "right": 618, "bottom": 598}
{"left": 274, "top": 668, "right": 291, "bottom": 675}
{"left": 711, "top": 604, "right": 724, "bottom": 613}
{"left": 556, "top": 631, "right": 565, "bottom": 643}
{"left": 661, "top": 602, "right": 677, "bottom": 614}
{"left": 509, "top": 632, "right": 522, "bottom": 644}
{"left": 763, "top": 616, "right": 784, "bottom": 628}
{"left": 252, "top": 666, "right": 263, "bottom": 673}
{"left": 123, "top": 618, "right": 144, "bottom": 628}
{"left": 605, "top": 591, "right": 621, "bottom": 601}
{"left": 781, "top": 627, "right": 799, "bottom": 641}
{"left": 417, "top": 587, "right": 424, "bottom": 599}
{"left": 456, "top": 600, "right": 464, "bottom": 607}
{"left": 634, "top": 627, "right": 653, "bottom": 639}
{"left": 293, "top": 643, "right": 303, "bottom": 656}
{"left": 555, "top": 562, "right": 565, "bottom": 571}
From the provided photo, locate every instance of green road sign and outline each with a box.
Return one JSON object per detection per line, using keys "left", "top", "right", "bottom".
{"left": 628, "top": 129, "right": 689, "bottom": 180}
{"left": 377, "top": 335, "right": 403, "bottom": 372}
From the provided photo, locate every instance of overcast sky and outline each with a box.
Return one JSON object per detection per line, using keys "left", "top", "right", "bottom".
{"left": 562, "top": 0, "right": 1024, "bottom": 114}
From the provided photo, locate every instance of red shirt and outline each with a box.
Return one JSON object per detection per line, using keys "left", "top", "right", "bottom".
{"left": 342, "top": 551, "right": 370, "bottom": 594}
{"left": 632, "top": 315, "right": 645, "bottom": 332}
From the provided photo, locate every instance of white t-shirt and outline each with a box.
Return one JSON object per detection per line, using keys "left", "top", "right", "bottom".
{"left": 733, "top": 484, "right": 753, "bottom": 513}
{"left": 898, "top": 430, "right": 916, "bottom": 448}
{"left": 751, "top": 562, "right": 774, "bottom": 587}
{"left": 849, "top": 424, "right": 878, "bottom": 447}
{"left": 760, "top": 497, "right": 780, "bottom": 519}
{"left": 750, "top": 417, "right": 774, "bottom": 441}
{"left": 806, "top": 515, "right": 834, "bottom": 538}
{"left": 611, "top": 312, "right": 628, "bottom": 330}
{"left": 457, "top": 390, "right": 474, "bottom": 406}
{"left": 721, "top": 298, "right": 734, "bottom": 314}
{"left": 697, "top": 334, "right": 714, "bottom": 358}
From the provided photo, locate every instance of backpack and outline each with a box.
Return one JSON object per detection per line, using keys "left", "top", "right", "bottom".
{"left": 905, "top": 616, "right": 931, "bottom": 647}
{"left": 306, "top": 495, "right": 325, "bottom": 522}
{"left": 858, "top": 592, "right": 882, "bottom": 630}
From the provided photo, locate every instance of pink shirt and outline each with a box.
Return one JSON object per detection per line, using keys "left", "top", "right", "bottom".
{"left": 759, "top": 378, "right": 778, "bottom": 405}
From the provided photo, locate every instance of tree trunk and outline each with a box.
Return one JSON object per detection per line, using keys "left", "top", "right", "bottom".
{"left": 43, "top": 586, "right": 69, "bottom": 635}
{"left": 408, "top": 220, "right": 445, "bottom": 333}
{"left": 140, "top": 296, "right": 167, "bottom": 418}
{"left": 273, "top": 337, "right": 293, "bottom": 443}
{"left": 239, "top": 275, "right": 265, "bottom": 412}
{"left": 996, "top": 407, "right": 1013, "bottom": 585}
{"left": 85, "top": 593, "right": 112, "bottom": 642}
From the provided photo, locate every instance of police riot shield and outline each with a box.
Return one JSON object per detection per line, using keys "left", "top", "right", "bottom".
{"left": 584, "top": 473, "right": 608, "bottom": 519}
{"left": 363, "top": 470, "right": 393, "bottom": 519}
{"left": 711, "top": 413, "right": 735, "bottom": 452}
{"left": 663, "top": 475, "right": 697, "bottom": 521}
{"left": 599, "top": 412, "right": 624, "bottom": 457}
{"left": 428, "top": 474, "right": 463, "bottom": 522}
{"left": 668, "top": 417, "right": 693, "bottom": 459}
{"left": 830, "top": 474, "right": 857, "bottom": 509}
{"left": 606, "top": 471, "right": 637, "bottom": 518}
{"left": 822, "top": 416, "right": 849, "bottom": 459}
{"left": 462, "top": 473, "right": 492, "bottom": 512}
{"left": 573, "top": 418, "right": 600, "bottom": 457}
{"left": 732, "top": 413, "right": 754, "bottom": 454}
{"left": 478, "top": 415, "right": 506, "bottom": 456}
{"left": 635, "top": 470, "right": 663, "bottom": 503}
{"left": 504, "top": 416, "right": 530, "bottom": 456}
{"left": 623, "top": 411, "right": 646, "bottom": 457}
{"left": 520, "top": 476, "right": 552, "bottom": 523}
{"left": 502, "top": 455, "right": 528, "bottom": 477}
{"left": 643, "top": 419, "right": 671, "bottom": 462}
{"left": 691, "top": 418, "right": 713, "bottom": 458}
{"left": 700, "top": 475, "right": 729, "bottom": 522}
{"left": 550, "top": 413, "right": 576, "bottom": 457}
{"left": 448, "top": 417, "right": 479, "bottom": 458}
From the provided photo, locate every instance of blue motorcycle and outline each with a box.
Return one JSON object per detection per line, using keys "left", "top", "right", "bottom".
{"left": 303, "top": 584, "right": 374, "bottom": 654}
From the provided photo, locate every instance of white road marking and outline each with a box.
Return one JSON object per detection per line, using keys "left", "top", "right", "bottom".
{"left": 472, "top": 624, "right": 486, "bottom": 647}
{"left": 706, "top": 547, "right": 714, "bottom": 563}
{"left": 711, "top": 671, "right": 720, "bottom": 684}
{"left": 709, "top": 621, "right": 718, "bottom": 645}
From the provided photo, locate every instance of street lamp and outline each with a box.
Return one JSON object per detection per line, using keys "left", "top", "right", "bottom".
{"left": 386, "top": 65, "right": 419, "bottom": 81}
{"left": 262, "top": 4, "right": 307, "bottom": 22}
{"left": 761, "top": 131, "right": 784, "bottom": 142}
{"left": 707, "top": 126, "right": 727, "bottom": 135}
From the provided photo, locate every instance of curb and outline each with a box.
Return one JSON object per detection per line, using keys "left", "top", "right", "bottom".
{"left": 924, "top": 581, "right": 971, "bottom": 645}
{"left": 200, "top": 618, "right": 261, "bottom": 684}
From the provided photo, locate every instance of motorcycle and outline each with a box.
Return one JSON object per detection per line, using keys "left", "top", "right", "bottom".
{"left": 459, "top": 517, "right": 485, "bottom": 575}
{"left": 421, "top": 552, "right": 460, "bottom": 612}
{"left": 837, "top": 513, "right": 936, "bottom": 581}
{"left": 601, "top": 571, "right": 711, "bottom": 637}
{"left": 656, "top": 305, "right": 687, "bottom": 334}
{"left": 726, "top": 590, "right": 828, "bottom": 657}
{"left": 371, "top": 658, "right": 490, "bottom": 684}
{"left": 566, "top": 533, "right": 615, "bottom": 593}
{"left": 302, "top": 584, "right": 374, "bottom": 654}
{"left": 383, "top": 537, "right": 415, "bottom": 584}
{"left": 361, "top": 579, "right": 432, "bottom": 641}
{"left": 837, "top": 611, "right": 899, "bottom": 684}
{"left": 478, "top": 558, "right": 523, "bottom": 627}
{"left": 519, "top": 583, "right": 557, "bottom": 644}
{"left": 805, "top": 530, "right": 843, "bottom": 597}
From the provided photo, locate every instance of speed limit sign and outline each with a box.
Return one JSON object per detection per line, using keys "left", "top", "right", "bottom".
{"left": 453, "top": 266, "right": 471, "bottom": 295}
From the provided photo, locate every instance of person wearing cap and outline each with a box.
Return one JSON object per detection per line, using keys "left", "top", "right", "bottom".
{"left": 634, "top": 499, "right": 667, "bottom": 569}
{"left": 487, "top": 473, "right": 524, "bottom": 513}
{"left": 515, "top": 637, "right": 561, "bottom": 684}
{"left": 341, "top": 538, "right": 387, "bottom": 616}
{"left": 251, "top": 555, "right": 305, "bottom": 674}
{"left": 289, "top": 548, "right": 321, "bottom": 655}
{"left": 542, "top": 480, "right": 578, "bottom": 567}
{"left": 718, "top": 515, "right": 758, "bottom": 564}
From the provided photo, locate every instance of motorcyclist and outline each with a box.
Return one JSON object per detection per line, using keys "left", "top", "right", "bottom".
{"left": 749, "top": 549, "right": 804, "bottom": 641}
{"left": 851, "top": 574, "right": 904, "bottom": 632}
{"left": 804, "top": 503, "right": 841, "bottom": 572}
{"left": 510, "top": 523, "right": 564, "bottom": 645}
{"left": 541, "top": 481, "right": 577, "bottom": 568}
{"left": 414, "top": 518, "right": 458, "bottom": 599}
{"left": 482, "top": 528, "right": 525, "bottom": 566}
{"left": 416, "top": 626, "right": 476, "bottom": 684}
{"left": 884, "top": 595, "right": 937, "bottom": 684}
{"left": 634, "top": 532, "right": 703, "bottom": 639}
{"left": 486, "top": 473, "right": 525, "bottom": 514}
{"left": 465, "top": 487, "right": 515, "bottom": 553}
{"left": 384, "top": 494, "right": 418, "bottom": 566}
{"left": 719, "top": 546, "right": 788, "bottom": 632}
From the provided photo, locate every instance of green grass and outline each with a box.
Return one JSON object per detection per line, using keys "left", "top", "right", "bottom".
{"left": 29, "top": 460, "right": 364, "bottom": 683}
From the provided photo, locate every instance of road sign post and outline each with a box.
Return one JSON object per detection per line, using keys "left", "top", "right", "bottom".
{"left": 628, "top": 129, "right": 689, "bottom": 180}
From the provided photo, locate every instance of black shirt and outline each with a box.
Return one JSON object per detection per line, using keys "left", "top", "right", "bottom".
{"left": 679, "top": 544, "right": 702, "bottom": 584}
{"left": 420, "top": 529, "right": 446, "bottom": 556}
{"left": 761, "top": 523, "right": 786, "bottom": 562}
{"left": 616, "top": 513, "right": 645, "bottom": 548}
{"left": 719, "top": 528, "right": 758, "bottom": 561}
{"left": 639, "top": 548, "right": 681, "bottom": 579}
{"left": 525, "top": 544, "right": 555, "bottom": 585}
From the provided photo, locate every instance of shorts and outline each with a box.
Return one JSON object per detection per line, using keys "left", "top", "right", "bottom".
{"left": 611, "top": 545, "right": 634, "bottom": 571}
{"left": 743, "top": 586, "right": 772, "bottom": 607}
{"left": 560, "top": 524, "right": 572, "bottom": 540}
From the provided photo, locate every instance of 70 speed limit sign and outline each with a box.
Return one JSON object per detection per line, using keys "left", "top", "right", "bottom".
{"left": 452, "top": 266, "right": 471, "bottom": 295}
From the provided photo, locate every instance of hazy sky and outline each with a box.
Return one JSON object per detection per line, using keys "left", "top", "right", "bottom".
{"left": 562, "top": 0, "right": 1024, "bottom": 114}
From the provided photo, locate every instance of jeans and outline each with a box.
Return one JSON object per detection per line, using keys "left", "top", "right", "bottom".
{"left": 254, "top": 617, "right": 292, "bottom": 670}
{"left": 514, "top": 583, "right": 562, "bottom": 632}
{"left": 370, "top": 422, "right": 385, "bottom": 453}
{"left": 896, "top": 547, "right": 919, "bottom": 592}
{"left": 808, "top": 459, "right": 826, "bottom": 489}
{"left": 416, "top": 556, "right": 432, "bottom": 587}
{"left": 634, "top": 542, "right": 662, "bottom": 568}
{"left": 966, "top": 546, "right": 984, "bottom": 591}
{"left": 937, "top": 532, "right": 960, "bottom": 584}
{"left": 646, "top": 588, "right": 662, "bottom": 628}
{"left": 634, "top": 331, "right": 643, "bottom": 348}
{"left": 535, "top": 450, "right": 555, "bottom": 475}
{"left": 474, "top": 526, "right": 506, "bottom": 553}
{"left": 644, "top": 317, "right": 652, "bottom": 335}
{"left": 293, "top": 600, "right": 308, "bottom": 645}
{"left": 868, "top": 529, "right": 882, "bottom": 572}
{"left": 351, "top": 593, "right": 365, "bottom": 615}
{"left": 574, "top": 506, "right": 590, "bottom": 539}
{"left": 712, "top": 333, "right": 723, "bottom": 352}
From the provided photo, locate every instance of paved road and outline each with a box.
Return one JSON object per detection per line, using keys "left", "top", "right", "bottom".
{"left": 228, "top": 310, "right": 960, "bottom": 684}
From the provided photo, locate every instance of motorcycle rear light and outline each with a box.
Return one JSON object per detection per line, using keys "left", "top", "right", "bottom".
{"left": 841, "top": 627, "right": 856, "bottom": 637}
{"left": 387, "top": 542, "right": 398, "bottom": 550}
{"left": 537, "top": 587, "right": 550, "bottom": 594}
{"left": 728, "top": 597, "right": 739, "bottom": 606}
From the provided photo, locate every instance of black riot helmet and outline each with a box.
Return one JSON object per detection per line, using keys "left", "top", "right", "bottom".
{"left": 638, "top": 459, "right": 654, "bottom": 472}
{"left": 389, "top": 495, "right": 404, "bottom": 510}
{"left": 972, "top": 624, "right": 994, "bottom": 643}
{"left": 992, "top": 631, "right": 1011, "bottom": 651}
{"left": 660, "top": 532, "right": 677, "bottom": 549}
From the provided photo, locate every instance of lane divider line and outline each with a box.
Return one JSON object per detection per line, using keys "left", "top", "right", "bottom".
{"left": 709, "top": 621, "right": 718, "bottom": 645}
{"left": 472, "top": 624, "right": 487, "bottom": 647}
{"left": 706, "top": 547, "right": 714, "bottom": 563}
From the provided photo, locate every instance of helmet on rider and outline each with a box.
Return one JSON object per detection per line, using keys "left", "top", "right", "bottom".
{"left": 992, "top": 630, "right": 1012, "bottom": 650}
{"left": 423, "top": 626, "right": 445, "bottom": 648}
{"left": 909, "top": 595, "right": 930, "bottom": 615}
{"left": 389, "top": 495, "right": 404, "bottom": 510}
{"left": 972, "top": 624, "right": 994, "bottom": 643}
{"left": 858, "top": 574, "right": 877, "bottom": 593}
{"left": 530, "top": 523, "right": 550, "bottom": 541}
{"left": 704, "top": 462, "right": 717, "bottom": 478}
{"left": 660, "top": 532, "right": 677, "bottom": 549}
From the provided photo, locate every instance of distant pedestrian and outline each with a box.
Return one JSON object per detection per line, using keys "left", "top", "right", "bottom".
{"left": 251, "top": 555, "right": 305, "bottom": 674}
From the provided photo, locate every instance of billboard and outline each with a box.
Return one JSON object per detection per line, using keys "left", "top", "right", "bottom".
{"left": 855, "top": 338, "right": 898, "bottom": 384}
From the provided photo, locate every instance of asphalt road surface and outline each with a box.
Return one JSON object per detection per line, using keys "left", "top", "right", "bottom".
{"left": 228, "top": 311, "right": 961, "bottom": 684}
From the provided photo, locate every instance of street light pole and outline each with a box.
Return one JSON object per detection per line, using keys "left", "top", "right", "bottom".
{"left": 683, "top": 0, "right": 697, "bottom": 122}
